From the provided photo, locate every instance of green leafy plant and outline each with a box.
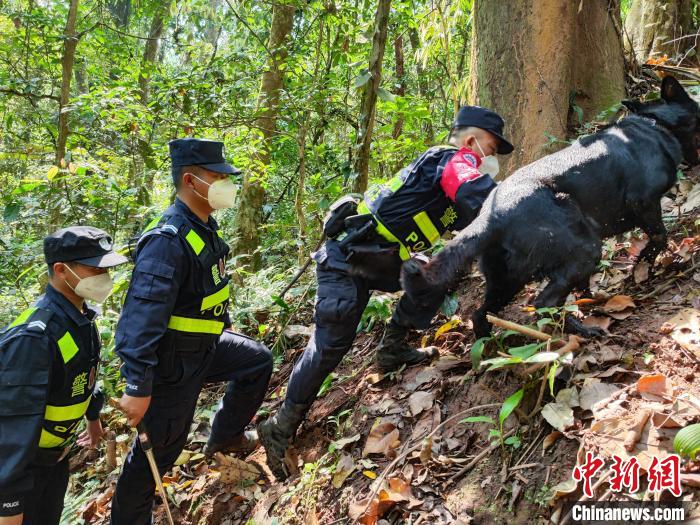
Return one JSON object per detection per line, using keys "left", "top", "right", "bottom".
{"left": 460, "top": 388, "right": 525, "bottom": 448}
{"left": 674, "top": 423, "right": 700, "bottom": 459}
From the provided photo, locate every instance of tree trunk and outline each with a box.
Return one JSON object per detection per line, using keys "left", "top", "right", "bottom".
{"left": 352, "top": 0, "right": 391, "bottom": 193}
{"left": 134, "top": 1, "right": 172, "bottom": 203}
{"left": 470, "top": 0, "right": 626, "bottom": 177}
{"left": 408, "top": 28, "right": 434, "bottom": 143}
{"left": 139, "top": 1, "right": 171, "bottom": 104}
{"left": 233, "top": 3, "right": 296, "bottom": 270}
{"left": 392, "top": 34, "right": 405, "bottom": 139}
{"left": 108, "top": 0, "right": 131, "bottom": 27}
{"left": 624, "top": 0, "right": 695, "bottom": 63}
{"left": 55, "top": 0, "right": 80, "bottom": 166}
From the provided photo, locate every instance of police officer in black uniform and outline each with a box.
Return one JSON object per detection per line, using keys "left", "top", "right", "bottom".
{"left": 110, "top": 138, "right": 273, "bottom": 524}
{"left": 259, "top": 106, "right": 514, "bottom": 480}
{"left": 0, "top": 226, "right": 128, "bottom": 525}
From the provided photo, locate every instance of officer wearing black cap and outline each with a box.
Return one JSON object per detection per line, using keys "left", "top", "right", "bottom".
{"left": 259, "top": 106, "right": 514, "bottom": 480}
{"left": 0, "top": 226, "right": 127, "bottom": 525}
{"left": 110, "top": 138, "right": 273, "bottom": 524}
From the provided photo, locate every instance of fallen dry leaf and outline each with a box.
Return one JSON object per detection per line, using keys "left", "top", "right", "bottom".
{"left": 583, "top": 316, "right": 612, "bottom": 332}
{"left": 603, "top": 295, "right": 636, "bottom": 313}
{"left": 634, "top": 261, "right": 650, "bottom": 283}
{"left": 608, "top": 310, "right": 633, "bottom": 320}
{"left": 362, "top": 422, "right": 401, "bottom": 458}
{"left": 419, "top": 436, "right": 433, "bottom": 465}
{"left": 637, "top": 373, "right": 672, "bottom": 398}
{"left": 541, "top": 402, "right": 574, "bottom": 432}
{"left": 667, "top": 308, "right": 700, "bottom": 357}
{"left": 214, "top": 453, "right": 260, "bottom": 485}
{"left": 555, "top": 387, "right": 580, "bottom": 407}
{"left": 434, "top": 318, "right": 461, "bottom": 340}
{"left": 408, "top": 391, "right": 435, "bottom": 417}
{"left": 579, "top": 380, "right": 621, "bottom": 412}
{"left": 543, "top": 431, "right": 563, "bottom": 451}
{"left": 364, "top": 373, "right": 384, "bottom": 386}
{"left": 332, "top": 433, "right": 361, "bottom": 450}
{"left": 332, "top": 453, "right": 355, "bottom": 489}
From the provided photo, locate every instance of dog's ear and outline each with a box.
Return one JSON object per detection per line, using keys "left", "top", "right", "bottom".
{"left": 621, "top": 100, "right": 643, "bottom": 113}
{"left": 661, "top": 75, "right": 693, "bottom": 104}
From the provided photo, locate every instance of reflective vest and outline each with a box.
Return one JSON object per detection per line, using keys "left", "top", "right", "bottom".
{"left": 358, "top": 145, "right": 462, "bottom": 260}
{"left": 141, "top": 211, "right": 230, "bottom": 338}
{"left": 2, "top": 307, "right": 97, "bottom": 449}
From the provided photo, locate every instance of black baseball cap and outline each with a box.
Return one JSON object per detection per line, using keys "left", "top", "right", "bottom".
{"left": 452, "top": 106, "right": 514, "bottom": 154}
{"left": 169, "top": 138, "right": 241, "bottom": 183}
{"left": 44, "top": 226, "right": 128, "bottom": 268}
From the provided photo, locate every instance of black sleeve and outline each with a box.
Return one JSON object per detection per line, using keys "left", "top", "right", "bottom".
{"left": 0, "top": 331, "right": 53, "bottom": 517}
{"left": 85, "top": 384, "right": 104, "bottom": 421}
{"left": 115, "top": 233, "right": 186, "bottom": 397}
{"left": 454, "top": 175, "right": 497, "bottom": 225}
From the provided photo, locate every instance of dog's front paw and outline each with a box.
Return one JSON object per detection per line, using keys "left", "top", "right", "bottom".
{"left": 565, "top": 317, "right": 606, "bottom": 338}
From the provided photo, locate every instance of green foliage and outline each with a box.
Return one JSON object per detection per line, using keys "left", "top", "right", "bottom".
{"left": 674, "top": 423, "right": 700, "bottom": 459}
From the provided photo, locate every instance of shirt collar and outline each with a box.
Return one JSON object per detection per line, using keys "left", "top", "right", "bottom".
{"left": 174, "top": 198, "right": 220, "bottom": 232}
{"left": 43, "top": 284, "right": 97, "bottom": 327}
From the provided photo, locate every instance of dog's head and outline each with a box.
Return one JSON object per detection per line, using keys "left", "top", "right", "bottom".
{"left": 622, "top": 76, "right": 700, "bottom": 165}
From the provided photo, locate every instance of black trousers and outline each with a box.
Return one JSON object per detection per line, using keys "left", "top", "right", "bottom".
{"left": 286, "top": 239, "right": 446, "bottom": 405}
{"left": 22, "top": 456, "right": 69, "bottom": 525}
{"left": 111, "top": 331, "right": 272, "bottom": 524}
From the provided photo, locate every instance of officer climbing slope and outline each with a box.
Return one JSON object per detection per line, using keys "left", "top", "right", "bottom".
{"left": 111, "top": 138, "right": 273, "bottom": 524}
{"left": 0, "top": 226, "right": 128, "bottom": 525}
{"left": 259, "top": 106, "right": 515, "bottom": 480}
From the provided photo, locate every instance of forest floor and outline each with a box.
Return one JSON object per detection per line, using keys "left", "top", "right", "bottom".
{"left": 66, "top": 168, "right": 700, "bottom": 525}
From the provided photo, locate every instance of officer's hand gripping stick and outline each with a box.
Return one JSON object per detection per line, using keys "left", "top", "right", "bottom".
{"left": 136, "top": 421, "right": 175, "bottom": 525}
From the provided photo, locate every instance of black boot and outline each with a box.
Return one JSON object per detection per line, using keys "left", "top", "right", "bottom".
{"left": 375, "top": 320, "right": 439, "bottom": 372}
{"left": 257, "top": 400, "right": 309, "bottom": 481}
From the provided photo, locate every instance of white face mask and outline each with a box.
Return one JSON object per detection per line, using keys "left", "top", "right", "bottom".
{"left": 474, "top": 138, "right": 500, "bottom": 177}
{"left": 191, "top": 174, "right": 239, "bottom": 209}
{"left": 65, "top": 265, "right": 114, "bottom": 303}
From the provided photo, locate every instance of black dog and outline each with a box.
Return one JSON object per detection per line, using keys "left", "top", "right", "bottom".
{"left": 402, "top": 76, "right": 699, "bottom": 338}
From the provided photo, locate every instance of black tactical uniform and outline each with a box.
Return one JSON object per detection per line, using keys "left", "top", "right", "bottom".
{"left": 0, "top": 227, "right": 127, "bottom": 524}
{"left": 111, "top": 139, "right": 273, "bottom": 524}
{"left": 259, "top": 106, "right": 514, "bottom": 480}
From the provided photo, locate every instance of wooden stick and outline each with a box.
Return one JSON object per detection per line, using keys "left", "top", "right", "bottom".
{"left": 487, "top": 314, "right": 552, "bottom": 341}
{"left": 446, "top": 428, "right": 517, "bottom": 486}
{"left": 523, "top": 336, "right": 581, "bottom": 375}
{"left": 624, "top": 409, "right": 651, "bottom": 452}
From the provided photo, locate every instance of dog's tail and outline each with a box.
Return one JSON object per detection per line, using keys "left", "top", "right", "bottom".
{"left": 401, "top": 220, "right": 489, "bottom": 300}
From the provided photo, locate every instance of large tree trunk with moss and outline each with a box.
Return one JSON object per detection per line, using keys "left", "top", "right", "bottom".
{"left": 624, "top": 0, "right": 695, "bottom": 63}
{"left": 352, "top": 0, "right": 391, "bottom": 193}
{"left": 233, "top": 3, "right": 295, "bottom": 270}
{"left": 470, "top": 0, "right": 626, "bottom": 177}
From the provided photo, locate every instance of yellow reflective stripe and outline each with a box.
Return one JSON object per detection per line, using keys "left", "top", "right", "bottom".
{"left": 216, "top": 229, "right": 223, "bottom": 238}
{"left": 39, "top": 429, "right": 68, "bottom": 448}
{"left": 44, "top": 396, "right": 91, "bottom": 422}
{"left": 185, "top": 229, "right": 205, "bottom": 255}
{"left": 9, "top": 307, "right": 37, "bottom": 327}
{"left": 167, "top": 316, "right": 224, "bottom": 334}
{"left": 413, "top": 211, "right": 441, "bottom": 245}
{"left": 57, "top": 331, "right": 79, "bottom": 364}
{"left": 387, "top": 176, "right": 403, "bottom": 192}
{"left": 201, "top": 286, "right": 230, "bottom": 311}
{"left": 143, "top": 215, "right": 162, "bottom": 233}
{"left": 357, "top": 202, "right": 411, "bottom": 261}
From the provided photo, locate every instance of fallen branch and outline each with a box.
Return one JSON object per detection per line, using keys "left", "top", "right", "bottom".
{"left": 445, "top": 428, "right": 517, "bottom": 486}
{"left": 623, "top": 409, "right": 651, "bottom": 452}
{"left": 486, "top": 314, "right": 552, "bottom": 341}
{"left": 354, "top": 402, "right": 501, "bottom": 522}
{"left": 523, "top": 336, "right": 581, "bottom": 375}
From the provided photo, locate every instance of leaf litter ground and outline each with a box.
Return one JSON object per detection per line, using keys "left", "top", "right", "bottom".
{"left": 67, "top": 170, "right": 700, "bottom": 524}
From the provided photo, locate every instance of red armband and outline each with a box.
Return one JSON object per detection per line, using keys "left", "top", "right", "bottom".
{"left": 440, "top": 147, "right": 485, "bottom": 201}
